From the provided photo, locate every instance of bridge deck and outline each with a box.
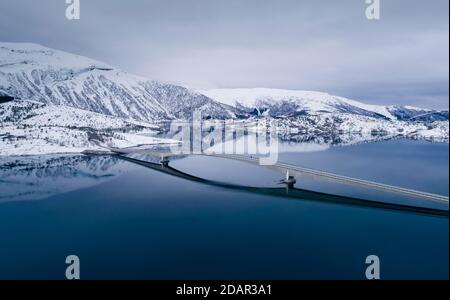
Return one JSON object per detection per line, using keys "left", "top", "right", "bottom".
{"left": 115, "top": 155, "right": 448, "bottom": 217}
{"left": 210, "top": 153, "right": 449, "bottom": 204}
{"left": 107, "top": 147, "right": 449, "bottom": 204}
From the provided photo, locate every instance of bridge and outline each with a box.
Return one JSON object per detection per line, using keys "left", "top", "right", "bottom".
{"left": 103, "top": 146, "right": 449, "bottom": 205}
{"left": 211, "top": 153, "right": 450, "bottom": 204}
{"left": 113, "top": 154, "right": 448, "bottom": 217}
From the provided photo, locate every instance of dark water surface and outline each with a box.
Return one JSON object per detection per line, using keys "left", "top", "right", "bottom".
{"left": 0, "top": 139, "right": 448, "bottom": 279}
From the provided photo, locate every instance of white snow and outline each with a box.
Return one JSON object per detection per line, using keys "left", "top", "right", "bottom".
{"left": 0, "top": 42, "right": 112, "bottom": 71}
{"left": 201, "top": 88, "right": 397, "bottom": 119}
{"left": 0, "top": 100, "right": 179, "bottom": 156}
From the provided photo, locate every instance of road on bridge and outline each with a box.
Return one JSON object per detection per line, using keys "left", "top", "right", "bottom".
{"left": 106, "top": 146, "right": 449, "bottom": 205}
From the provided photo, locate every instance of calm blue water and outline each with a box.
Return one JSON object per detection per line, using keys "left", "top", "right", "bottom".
{"left": 0, "top": 139, "right": 448, "bottom": 279}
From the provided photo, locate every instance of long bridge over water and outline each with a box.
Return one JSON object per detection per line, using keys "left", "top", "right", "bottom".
{"left": 100, "top": 146, "right": 449, "bottom": 213}
{"left": 106, "top": 146, "right": 449, "bottom": 204}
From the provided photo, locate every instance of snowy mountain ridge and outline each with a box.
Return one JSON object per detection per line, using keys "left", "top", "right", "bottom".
{"left": 0, "top": 42, "right": 236, "bottom": 121}
{"left": 201, "top": 88, "right": 448, "bottom": 122}
{"left": 0, "top": 42, "right": 448, "bottom": 156}
{"left": 1, "top": 42, "right": 447, "bottom": 123}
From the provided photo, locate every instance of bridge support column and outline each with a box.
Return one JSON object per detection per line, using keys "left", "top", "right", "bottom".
{"left": 160, "top": 156, "right": 170, "bottom": 167}
{"left": 282, "top": 171, "right": 296, "bottom": 189}
{"left": 286, "top": 181, "right": 295, "bottom": 189}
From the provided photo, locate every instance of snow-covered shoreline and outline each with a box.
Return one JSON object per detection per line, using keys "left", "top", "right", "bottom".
{"left": 0, "top": 100, "right": 179, "bottom": 156}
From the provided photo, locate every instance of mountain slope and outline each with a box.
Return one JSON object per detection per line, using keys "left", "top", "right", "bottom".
{"left": 0, "top": 42, "right": 235, "bottom": 121}
{"left": 201, "top": 88, "right": 448, "bottom": 121}
{"left": 386, "top": 105, "right": 449, "bottom": 122}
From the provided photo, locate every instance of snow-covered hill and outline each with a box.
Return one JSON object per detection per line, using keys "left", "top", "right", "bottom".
{"left": 275, "top": 113, "right": 449, "bottom": 143}
{"left": 0, "top": 100, "right": 178, "bottom": 156}
{"left": 0, "top": 42, "right": 235, "bottom": 121}
{"left": 0, "top": 42, "right": 448, "bottom": 156}
{"left": 201, "top": 88, "right": 448, "bottom": 122}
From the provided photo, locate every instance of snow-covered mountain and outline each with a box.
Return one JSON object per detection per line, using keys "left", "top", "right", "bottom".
{"left": 1, "top": 42, "right": 446, "bottom": 124}
{"left": 201, "top": 88, "right": 448, "bottom": 122}
{"left": 0, "top": 42, "right": 448, "bottom": 156}
{"left": 0, "top": 42, "right": 236, "bottom": 121}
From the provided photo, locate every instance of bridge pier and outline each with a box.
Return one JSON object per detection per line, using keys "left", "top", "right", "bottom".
{"left": 160, "top": 156, "right": 170, "bottom": 167}
{"left": 281, "top": 171, "right": 296, "bottom": 189}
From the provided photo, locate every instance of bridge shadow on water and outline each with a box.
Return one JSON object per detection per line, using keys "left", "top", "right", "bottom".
{"left": 116, "top": 155, "right": 449, "bottom": 218}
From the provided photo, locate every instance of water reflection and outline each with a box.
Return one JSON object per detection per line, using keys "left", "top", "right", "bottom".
{"left": 0, "top": 139, "right": 448, "bottom": 210}
{"left": 0, "top": 155, "right": 129, "bottom": 202}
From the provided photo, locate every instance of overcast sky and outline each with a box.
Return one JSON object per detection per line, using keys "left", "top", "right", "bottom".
{"left": 0, "top": 0, "right": 448, "bottom": 109}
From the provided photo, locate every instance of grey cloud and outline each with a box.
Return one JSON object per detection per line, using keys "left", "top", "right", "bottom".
{"left": 0, "top": 0, "right": 448, "bottom": 109}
